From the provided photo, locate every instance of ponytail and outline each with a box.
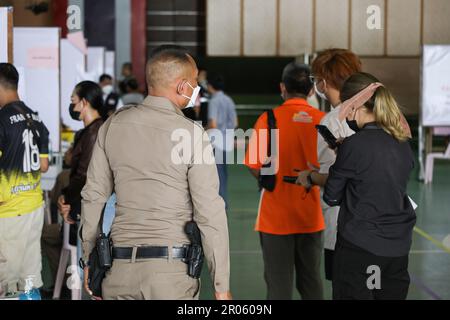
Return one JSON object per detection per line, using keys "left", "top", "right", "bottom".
{"left": 374, "top": 87, "right": 409, "bottom": 142}
{"left": 341, "top": 72, "right": 411, "bottom": 142}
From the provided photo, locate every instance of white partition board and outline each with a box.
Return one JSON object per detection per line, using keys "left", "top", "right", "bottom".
{"left": 105, "top": 51, "right": 115, "bottom": 79}
{"left": 87, "top": 47, "right": 106, "bottom": 83}
{"left": 61, "top": 39, "right": 86, "bottom": 132}
{"left": 0, "top": 7, "right": 10, "bottom": 63}
{"left": 14, "top": 27, "right": 61, "bottom": 152}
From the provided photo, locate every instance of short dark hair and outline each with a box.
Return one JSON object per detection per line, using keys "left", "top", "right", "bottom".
{"left": 0, "top": 63, "right": 19, "bottom": 90}
{"left": 125, "top": 78, "right": 139, "bottom": 91}
{"left": 281, "top": 62, "right": 313, "bottom": 96}
{"left": 99, "top": 74, "right": 113, "bottom": 83}
{"left": 147, "top": 45, "right": 194, "bottom": 88}
{"left": 122, "top": 62, "right": 133, "bottom": 70}
{"left": 207, "top": 73, "right": 225, "bottom": 91}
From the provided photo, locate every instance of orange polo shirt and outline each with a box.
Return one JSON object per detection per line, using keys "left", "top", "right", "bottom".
{"left": 245, "top": 98, "right": 326, "bottom": 235}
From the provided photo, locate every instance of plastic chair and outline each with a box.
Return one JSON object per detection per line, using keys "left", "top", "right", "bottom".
{"left": 425, "top": 146, "right": 450, "bottom": 183}
{"left": 52, "top": 222, "right": 81, "bottom": 300}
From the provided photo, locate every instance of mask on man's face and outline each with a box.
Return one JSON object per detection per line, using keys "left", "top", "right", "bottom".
{"left": 314, "top": 80, "right": 328, "bottom": 101}
{"left": 181, "top": 82, "right": 201, "bottom": 109}
{"left": 69, "top": 103, "right": 81, "bottom": 121}
{"left": 102, "top": 84, "right": 114, "bottom": 96}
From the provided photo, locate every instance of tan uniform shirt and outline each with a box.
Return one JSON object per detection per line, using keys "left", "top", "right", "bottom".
{"left": 80, "top": 96, "right": 230, "bottom": 293}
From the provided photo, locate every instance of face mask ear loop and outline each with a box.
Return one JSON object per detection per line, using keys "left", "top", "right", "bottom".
{"left": 179, "top": 81, "right": 194, "bottom": 101}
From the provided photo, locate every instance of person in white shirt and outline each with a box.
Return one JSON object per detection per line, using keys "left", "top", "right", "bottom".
{"left": 296, "top": 49, "right": 362, "bottom": 281}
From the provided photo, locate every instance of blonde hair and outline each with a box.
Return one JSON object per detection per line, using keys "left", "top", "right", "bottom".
{"left": 373, "top": 87, "right": 409, "bottom": 142}
{"left": 341, "top": 72, "right": 409, "bottom": 142}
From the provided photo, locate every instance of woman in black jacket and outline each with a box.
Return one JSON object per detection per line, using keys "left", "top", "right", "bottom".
{"left": 58, "top": 81, "right": 106, "bottom": 245}
{"left": 324, "top": 72, "right": 416, "bottom": 300}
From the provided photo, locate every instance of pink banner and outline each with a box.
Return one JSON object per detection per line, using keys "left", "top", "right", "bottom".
{"left": 27, "top": 47, "right": 59, "bottom": 69}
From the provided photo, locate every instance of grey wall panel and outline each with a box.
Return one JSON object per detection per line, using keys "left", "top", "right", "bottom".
{"left": 279, "top": 0, "right": 313, "bottom": 56}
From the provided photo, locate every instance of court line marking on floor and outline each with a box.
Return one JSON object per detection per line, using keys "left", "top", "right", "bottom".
{"left": 410, "top": 274, "right": 442, "bottom": 300}
{"left": 411, "top": 227, "right": 450, "bottom": 300}
{"left": 409, "top": 250, "right": 446, "bottom": 254}
{"left": 413, "top": 226, "right": 450, "bottom": 255}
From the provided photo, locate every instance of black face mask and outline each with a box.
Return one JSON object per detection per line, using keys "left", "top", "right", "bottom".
{"left": 346, "top": 119, "right": 360, "bottom": 133}
{"left": 69, "top": 103, "right": 81, "bottom": 121}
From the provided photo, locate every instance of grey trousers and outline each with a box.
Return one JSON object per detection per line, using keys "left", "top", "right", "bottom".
{"left": 260, "top": 232, "right": 324, "bottom": 300}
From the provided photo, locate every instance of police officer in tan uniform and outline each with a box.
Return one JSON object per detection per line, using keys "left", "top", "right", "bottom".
{"left": 80, "top": 46, "right": 231, "bottom": 300}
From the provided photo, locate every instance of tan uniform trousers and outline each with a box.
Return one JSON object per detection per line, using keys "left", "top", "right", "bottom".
{"left": 102, "top": 258, "right": 201, "bottom": 300}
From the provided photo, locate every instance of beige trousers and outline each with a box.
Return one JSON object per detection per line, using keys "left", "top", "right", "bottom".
{"left": 0, "top": 206, "right": 45, "bottom": 293}
{"left": 102, "top": 258, "right": 201, "bottom": 300}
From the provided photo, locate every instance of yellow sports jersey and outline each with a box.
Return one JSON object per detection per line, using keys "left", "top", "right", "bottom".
{"left": 0, "top": 101, "right": 49, "bottom": 218}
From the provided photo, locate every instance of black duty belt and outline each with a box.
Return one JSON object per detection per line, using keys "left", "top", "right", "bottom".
{"left": 112, "top": 246, "right": 189, "bottom": 261}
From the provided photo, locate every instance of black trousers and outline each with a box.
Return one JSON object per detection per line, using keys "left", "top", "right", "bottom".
{"left": 324, "top": 249, "right": 334, "bottom": 281}
{"left": 259, "top": 232, "right": 324, "bottom": 300}
{"left": 333, "top": 236, "right": 410, "bottom": 300}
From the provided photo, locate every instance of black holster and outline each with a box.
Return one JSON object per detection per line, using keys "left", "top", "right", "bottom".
{"left": 87, "top": 233, "right": 112, "bottom": 297}
{"left": 184, "top": 222, "right": 204, "bottom": 279}
{"left": 96, "top": 233, "right": 113, "bottom": 269}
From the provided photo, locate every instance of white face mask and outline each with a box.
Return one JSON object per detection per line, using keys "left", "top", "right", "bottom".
{"left": 181, "top": 82, "right": 201, "bottom": 109}
{"left": 314, "top": 80, "right": 328, "bottom": 101}
{"left": 102, "top": 84, "right": 114, "bottom": 96}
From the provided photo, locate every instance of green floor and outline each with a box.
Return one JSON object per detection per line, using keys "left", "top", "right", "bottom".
{"left": 199, "top": 160, "right": 450, "bottom": 300}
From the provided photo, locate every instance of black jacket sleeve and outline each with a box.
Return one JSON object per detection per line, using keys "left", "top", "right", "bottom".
{"left": 63, "top": 122, "right": 102, "bottom": 219}
{"left": 323, "top": 139, "right": 357, "bottom": 207}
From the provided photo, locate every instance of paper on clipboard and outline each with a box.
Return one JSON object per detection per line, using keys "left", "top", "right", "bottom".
{"left": 408, "top": 196, "right": 418, "bottom": 210}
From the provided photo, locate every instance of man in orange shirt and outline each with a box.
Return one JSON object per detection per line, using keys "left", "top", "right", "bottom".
{"left": 245, "top": 63, "right": 325, "bottom": 300}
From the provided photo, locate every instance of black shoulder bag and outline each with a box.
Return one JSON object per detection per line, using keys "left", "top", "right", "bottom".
{"left": 258, "top": 109, "right": 277, "bottom": 192}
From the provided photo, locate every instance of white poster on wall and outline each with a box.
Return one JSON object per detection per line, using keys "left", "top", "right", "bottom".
{"left": 14, "top": 27, "right": 61, "bottom": 152}
{"left": 0, "top": 7, "right": 10, "bottom": 63}
{"left": 422, "top": 45, "right": 450, "bottom": 126}
{"left": 60, "top": 39, "right": 86, "bottom": 132}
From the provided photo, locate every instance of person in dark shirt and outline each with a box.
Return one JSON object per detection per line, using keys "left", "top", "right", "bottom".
{"left": 121, "top": 78, "right": 144, "bottom": 106}
{"left": 118, "top": 62, "right": 134, "bottom": 95}
{"left": 57, "top": 81, "right": 105, "bottom": 246}
{"left": 323, "top": 72, "right": 416, "bottom": 300}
